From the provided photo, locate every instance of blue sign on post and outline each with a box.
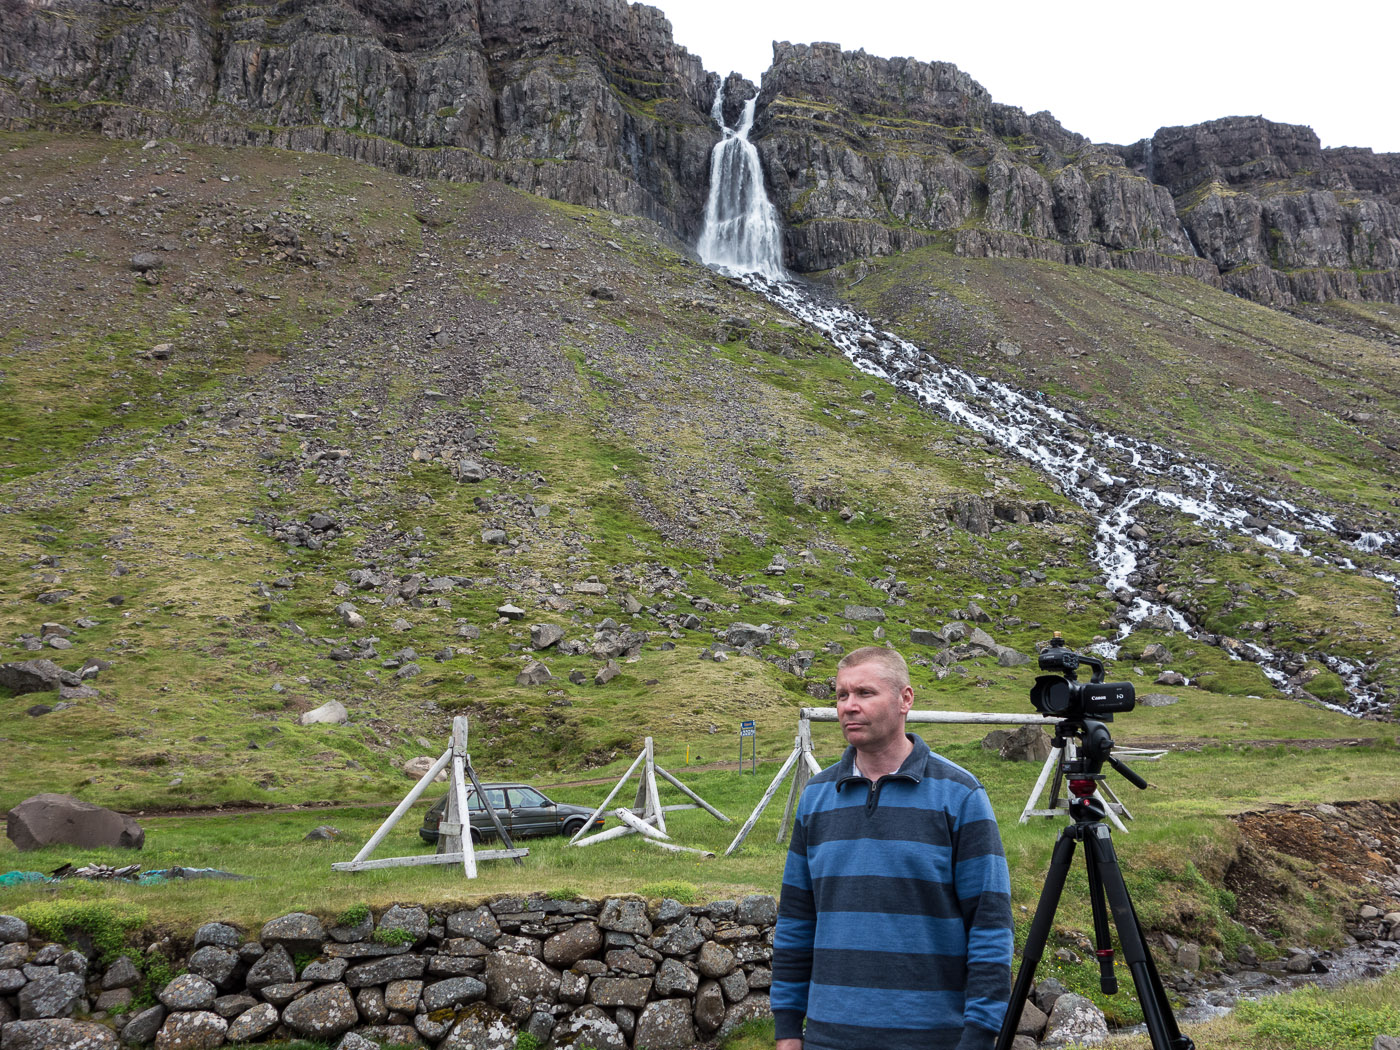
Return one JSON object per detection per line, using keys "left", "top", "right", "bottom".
{"left": 739, "top": 720, "right": 756, "bottom": 772}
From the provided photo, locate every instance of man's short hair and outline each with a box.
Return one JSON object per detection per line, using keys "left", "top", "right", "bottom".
{"left": 837, "top": 645, "right": 911, "bottom": 693}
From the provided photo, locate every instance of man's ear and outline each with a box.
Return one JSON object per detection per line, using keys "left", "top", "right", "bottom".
{"left": 899, "top": 685, "right": 914, "bottom": 714}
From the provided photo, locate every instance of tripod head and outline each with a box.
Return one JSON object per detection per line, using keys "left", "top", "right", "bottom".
{"left": 1053, "top": 716, "right": 1149, "bottom": 823}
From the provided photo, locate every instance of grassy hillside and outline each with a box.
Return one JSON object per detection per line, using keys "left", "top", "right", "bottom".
{"left": 0, "top": 131, "right": 1395, "bottom": 821}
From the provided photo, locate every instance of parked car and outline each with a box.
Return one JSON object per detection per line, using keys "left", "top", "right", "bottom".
{"left": 418, "top": 782, "right": 604, "bottom": 844}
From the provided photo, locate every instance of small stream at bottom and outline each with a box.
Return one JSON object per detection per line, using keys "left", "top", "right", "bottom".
{"left": 1165, "top": 937, "right": 1400, "bottom": 1028}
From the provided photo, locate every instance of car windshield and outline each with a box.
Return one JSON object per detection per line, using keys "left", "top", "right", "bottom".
{"left": 511, "top": 787, "right": 549, "bottom": 807}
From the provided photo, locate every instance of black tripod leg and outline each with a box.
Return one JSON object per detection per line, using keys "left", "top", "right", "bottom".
{"left": 1083, "top": 847, "right": 1118, "bottom": 995}
{"left": 1085, "top": 825, "right": 1195, "bottom": 1050}
{"left": 995, "top": 827, "right": 1080, "bottom": 1050}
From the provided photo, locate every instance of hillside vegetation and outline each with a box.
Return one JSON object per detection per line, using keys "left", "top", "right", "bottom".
{"left": 0, "top": 132, "right": 1396, "bottom": 822}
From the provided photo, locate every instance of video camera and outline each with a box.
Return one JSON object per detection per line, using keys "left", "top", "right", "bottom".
{"left": 1029, "top": 633, "right": 1135, "bottom": 721}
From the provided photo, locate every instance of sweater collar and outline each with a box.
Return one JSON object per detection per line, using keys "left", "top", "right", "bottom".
{"left": 835, "top": 732, "right": 929, "bottom": 790}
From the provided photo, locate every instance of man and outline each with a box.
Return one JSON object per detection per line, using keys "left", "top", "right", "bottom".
{"left": 771, "top": 645, "right": 1013, "bottom": 1050}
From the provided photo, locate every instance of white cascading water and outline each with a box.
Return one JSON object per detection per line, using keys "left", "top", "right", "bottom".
{"left": 694, "top": 90, "right": 1399, "bottom": 719}
{"left": 696, "top": 85, "right": 787, "bottom": 280}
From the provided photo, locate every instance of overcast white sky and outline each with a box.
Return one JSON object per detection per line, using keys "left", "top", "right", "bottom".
{"left": 651, "top": 0, "right": 1400, "bottom": 153}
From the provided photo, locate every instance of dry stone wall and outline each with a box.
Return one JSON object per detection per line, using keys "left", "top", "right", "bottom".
{"left": 0, "top": 895, "right": 776, "bottom": 1049}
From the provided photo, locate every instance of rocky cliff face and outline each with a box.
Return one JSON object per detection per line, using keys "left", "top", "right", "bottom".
{"left": 753, "top": 42, "right": 1211, "bottom": 280}
{"left": 3, "top": 3, "right": 1398, "bottom": 306}
{"left": 0, "top": 0, "right": 719, "bottom": 238}
{"left": 1122, "top": 117, "right": 1400, "bottom": 304}
{"left": 753, "top": 44, "right": 1400, "bottom": 305}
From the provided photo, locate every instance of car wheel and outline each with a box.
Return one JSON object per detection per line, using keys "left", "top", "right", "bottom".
{"left": 469, "top": 827, "right": 482, "bottom": 844}
{"left": 562, "top": 818, "right": 585, "bottom": 839}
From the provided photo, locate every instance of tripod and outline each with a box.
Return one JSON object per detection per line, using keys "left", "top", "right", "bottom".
{"left": 995, "top": 718, "right": 1194, "bottom": 1050}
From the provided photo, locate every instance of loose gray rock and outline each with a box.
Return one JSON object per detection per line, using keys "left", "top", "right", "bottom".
{"left": 559, "top": 968, "right": 589, "bottom": 1004}
{"left": 586, "top": 976, "right": 651, "bottom": 1009}
{"left": 261, "top": 981, "right": 313, "bottom": 1007}
{"left": 103, "top": 957, "right": 144, "bottom": 991}
{"left": 598, "top": 898, "right": 652, "bottom": 936}
{"left": 281, "top": 982, "right": 359, "bottom": 1038}
{"left": 842, "top": 604, "right": 886, "bottom": 622}
{"left": 634, "top": 998, "right": 696, "bottom": 1049}
{"left": 6, "top": 794, "right": 144, "bottom": 851}
{"left": 421, "top": 975, "right": 486, "bottom": 1012}
{"left": 300, "top": 957, "right": 348, "bottom": 982}
{"left": 653, "top": 957, "right": 699, "bottom": 997}
{"left": 377, "top": 904, "right": 429, "bottom": 944}
{"left": 212, "top": 994, "right": 257, "bottom": 1019}
{"left": 344, "top": 953, "right": 426, "bottom": 987}
{"left": 152, "top": 1009, "right": 227, "bottom": 1050}
{"left": 694, "top": 979, "right": 725, "bottom": 1032}
{"left": 158, "top": 973, "right": 217, "bottom": 1010}
{"left": 1016, "top": 998, "right": 1049, "bottom": 1036}
{"left": 721, "top": 969, "right": 749, "bottom": 1002}
{"left": 18, "top": 972, "right": 84, "bottom": 1019}
{"left": 1138, "top": 693, "right": 1180, "bottom": 707}
{"left": 439, "top": 1005, "right": 517, "bottom": 1050}
{"left": 95, "top": 957, "right": 135, "bottom": 991}
{"left": 735, "top": 894, "right": 777, "bottom": 926}
{"left": 0, "top": 1019, "right": 118, "bottom": 1050}
{"left": 724, "top": 623, "right": 772, "bottom": 648}
{"left": 456, "top": 459, "right": 487, "bottom": 482}
{"left": 300, "top": 700, "right": 349, "bottom": 725}
{"left": 447, "top": 906, "right": 501, "bottom": 945}
{"left": 484, "top": 952, "right": 560, "bottom": 1006}
{"left": 543, "top": 923, "right": 602, "bottom": 968}
{"left": 0, "top": 660, "right": 75, "bottom": 695}
{"left": 717, "top": 993, "right": 772, "bottom": 1038}
{"left": 223, "top": 1002, "right": 278, "bottom": 1042}
{"left": 1042, "top": 991, "right": 1109, "bottom": 1047}
{"left": 190, "top": 924, "right": 239, "bottom": 951}
{"left": 515, "top": 660, "right": 552, "bottom": 686}
{"left": 530, "top": 623, "right": 565, "bottom": 649}
{"left": 0, "top": 916, "right": 30, "bottom": 943}
{"left": 697, "top": 940, "right": 737, "bottom": 978}
{"left": 383, "top": 978, "right": 422, "bottom": 1013}
{"left": 186, "top": 946, "right": 238, "bottom": 989}
{"left": 555, "top": 1005, "right": 626, "bottom": 1050}
{"left": 245, "top": 944, "right": 297, "bottom": 989}
{"left": 260, "top": 912, "right": 326, "bottom": 953}
{"left": 120, "top": 1005, "right": 166, "bottom": 1045}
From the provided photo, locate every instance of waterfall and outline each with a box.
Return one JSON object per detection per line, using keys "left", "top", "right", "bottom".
{"left": 748, "top": 269, "right": 1400, "bottom": 717}
{"left": 689, "top": 85, "right": 1398, "bottom": 718}
{"left": 696, "top": 85, "right": 786, "bottom": 280}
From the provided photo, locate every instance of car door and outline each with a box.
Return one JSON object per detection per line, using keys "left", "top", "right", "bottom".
{"left": 469, "top": 786, "right": 511, "bottom": 840}
{"left": 505, "top": 786, "right": 556, "bottom": 838}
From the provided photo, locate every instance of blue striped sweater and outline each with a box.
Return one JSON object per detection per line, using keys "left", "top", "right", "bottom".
{"left": 772, "top": 733, "right": 1012, "bottom": 1050}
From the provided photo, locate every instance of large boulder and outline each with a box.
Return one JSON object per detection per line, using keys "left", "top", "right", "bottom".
{"left": 0, "top": 660, "right": 77, "bottom": 695}
{"left": 5, "top": 794, "right": 143, "bottom": 851}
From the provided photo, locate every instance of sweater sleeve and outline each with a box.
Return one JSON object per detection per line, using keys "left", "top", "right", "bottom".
{"left": 770, "top": 804, "right": 815, "bottom": 1041}
{"left": 953, "top": 783, "right": 1013, "bottom": 1039}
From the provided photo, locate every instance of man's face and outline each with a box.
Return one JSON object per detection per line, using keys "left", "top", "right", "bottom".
{"left": 835, "top": 661, "right": 913, "bottom": 755}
